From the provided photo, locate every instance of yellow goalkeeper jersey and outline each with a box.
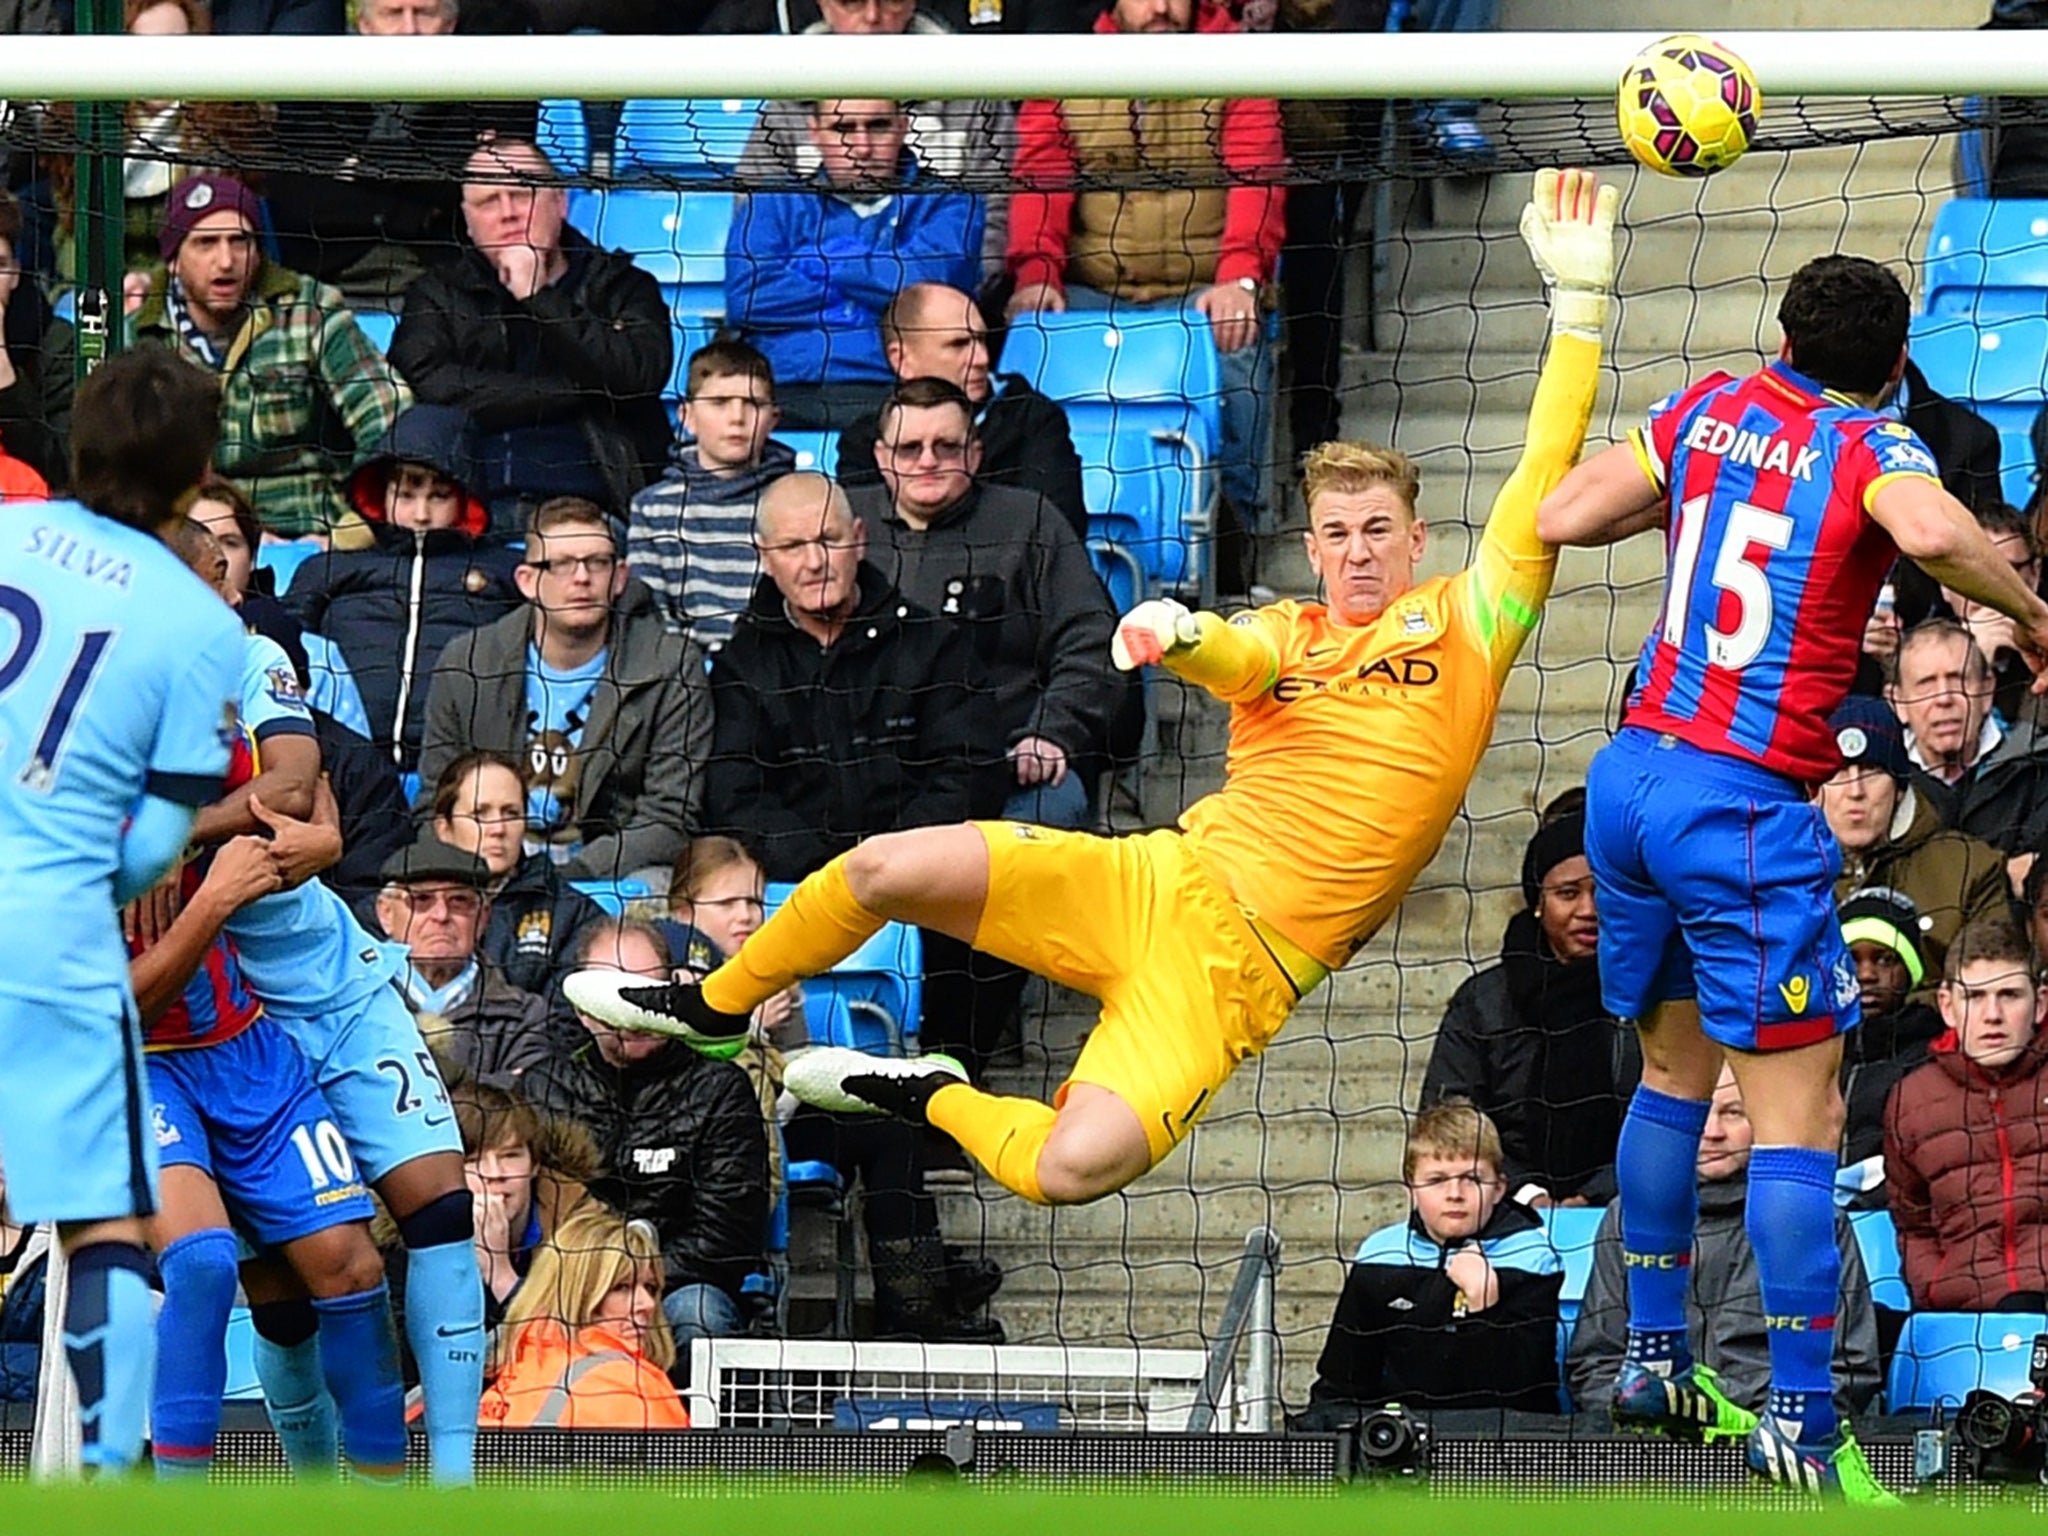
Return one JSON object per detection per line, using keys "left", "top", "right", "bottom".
{"left": 1172, "top": 332, "right": 1601, "bottom": 971}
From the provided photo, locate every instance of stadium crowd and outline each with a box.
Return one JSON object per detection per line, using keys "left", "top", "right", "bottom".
{"left": 6, "top": 0, "right": 2048, "bottom": 1461}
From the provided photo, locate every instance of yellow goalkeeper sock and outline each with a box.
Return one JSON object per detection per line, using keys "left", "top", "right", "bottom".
{"left": 927, "top": 1084, "right": 1054, "bottom": 1206}
{"left": 700, "top": 856, "right": 885, "bottom": 1016}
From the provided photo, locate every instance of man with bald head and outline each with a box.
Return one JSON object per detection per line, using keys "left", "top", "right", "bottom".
{"left": 703, "top": 472, "right": 978, "bottom": 882}
{"left": 835, "top": 282, "right": 1086, "bottom": 537}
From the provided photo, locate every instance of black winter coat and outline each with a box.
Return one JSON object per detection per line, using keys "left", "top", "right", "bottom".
{"left": 389, "top": 229, "right": 673, "bottom": 517}
{"left": 1301, "top": 1200, "right": 1563, "bottom": 1419}
{"left": 706, "top": 567, "right": 983, "bottom": 880}
{"left": 290, "top": 407, "right": 522, "bottom": 769}
{"left": 836, "top": 376, "right": 1088, "bottom": 541}
{"left": 849, "top": 481, "right": 1119, "bottom": 766}
{"left": 1840, "top": 1000, "right": 1945, "bottom": 1194}
{"left": 523, "top": 1019, "right": 768, "bottom": 1300}
{"left": 1421, "top": 911, "right": 1640, "bottom": 1204}
{"left": 315, "top": 710, "right": 414, "bottom": 908}
{"left": 479, "top": 852, "right": 609, "bottom": 1003}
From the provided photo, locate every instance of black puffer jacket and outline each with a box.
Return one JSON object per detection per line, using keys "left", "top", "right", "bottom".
{"left": 706, "top": 565, "right": 983, "bottom": 880}
{"left": 1421, "top": 910, "right": 1641, "bottom": 1204}
{"left": 836, "top": 376, "right": 1088, "bottom": 540}
{"left": 288, "top": 405, "right": 522, "bottom": 770}
{"left": 522, "top": 1018, "right": 768, "bottom": 1301}
{"left": 1840, "top": 1000, "right": 1945, "bottom": 1196}
{"left": 389, "top": 227, "right": 672, "bottom": 518}
{"left": 849, "top": 481, "right": 1119, "bottom": 766}
{"left": 479, "top": 851, "right": 609, "bottom": 1003}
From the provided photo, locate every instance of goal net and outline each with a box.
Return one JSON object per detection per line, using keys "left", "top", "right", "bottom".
{"left": 0, "top": 21, "right": 2032, "bottom": 1471}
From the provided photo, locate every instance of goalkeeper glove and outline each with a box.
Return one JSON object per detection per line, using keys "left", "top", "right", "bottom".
{"left": 1112, "top": 598, "right": 1200, "bottom": 671}
{"left": 1520, "top": 166, "right": 1619, "bottom": 342}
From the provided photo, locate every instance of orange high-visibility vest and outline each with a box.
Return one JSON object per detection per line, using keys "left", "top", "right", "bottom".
{"left": 479, "top": 1320, "right": 690, "bottom": 1430}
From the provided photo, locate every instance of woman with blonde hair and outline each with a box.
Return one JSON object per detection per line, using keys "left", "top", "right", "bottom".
{"left": 479, "top": 1208, "right": 689, "bottom": 1430}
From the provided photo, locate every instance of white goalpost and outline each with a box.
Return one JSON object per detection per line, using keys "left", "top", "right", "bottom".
{"left": 0, "top": 29, "right": 2043, "bottom": 102}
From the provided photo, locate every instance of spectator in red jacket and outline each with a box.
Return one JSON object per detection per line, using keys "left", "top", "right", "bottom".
{"left": 1885, "top": 915, "right": 2048, "bottom": 1312}
{"left": 1003, "top": 0, "right": 1285, "bottom": 579}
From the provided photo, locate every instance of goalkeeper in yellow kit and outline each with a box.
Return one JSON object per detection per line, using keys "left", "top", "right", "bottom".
{"left": 566, "top": 168, "right": 1619, "bottom": 1205}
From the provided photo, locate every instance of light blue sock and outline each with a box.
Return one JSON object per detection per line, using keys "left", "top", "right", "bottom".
{"left": 66, "top": 1243, "right": 157, "bottom": 1476}
{"left": 151, "top": 1229, "right": 240, "bottom": 1480}
{"left": 250, "top": 1312, "right": 338, "bottom": 1477}
{"left": 404, "top": 1239, "right": 484, "bottom": 1487}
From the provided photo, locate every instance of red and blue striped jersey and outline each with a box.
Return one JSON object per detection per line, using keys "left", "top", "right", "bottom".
{"left": 139, "top": 720, "right": 263, "bottom": 1051}
{"left": 1623, "top": 361, "right": 1940, "bottom": 786}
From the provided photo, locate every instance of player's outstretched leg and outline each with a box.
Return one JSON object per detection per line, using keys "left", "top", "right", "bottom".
{"left": 568, "top": 829, "right": 991, "bottom": 1053}
{"left": 246, "top": 1294, "right": 340, "bottom": 1476}
{"left": 786, "top": 1049, "right": 1155, "bottom": 1205}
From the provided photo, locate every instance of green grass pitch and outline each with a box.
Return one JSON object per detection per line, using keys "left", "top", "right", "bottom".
{"left": 5, "top": 1482, "right": 2044, "bottom": 1535}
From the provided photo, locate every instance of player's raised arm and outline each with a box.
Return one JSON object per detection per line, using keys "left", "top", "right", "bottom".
{"left": 1110, "top": 596, "right": 1280, "bottom": 703}
{"left": 1470, "top": 168, "right": 1618, "bottom": 683}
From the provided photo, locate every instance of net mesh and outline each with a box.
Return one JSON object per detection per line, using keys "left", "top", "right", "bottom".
{"left": 0, "top": 57, "right": 2036, "bottom": 1471}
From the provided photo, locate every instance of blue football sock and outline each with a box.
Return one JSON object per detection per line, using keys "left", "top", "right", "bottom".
{"left": 313, "top": 1284, "right": 409, "bottom": 1485}
{"left": 404, "top": 1239, "right": 484, "bottom": 1487}
{"left": 151, "top": 1229, "right": 240, "bottom": 1481}
{"left": 1615, "top": 1085, "right": 1711, "bottom": 1372}
{"left": 1748, "top": 1144, "right": 1842, "bottom": 1445}
{"left": 251, "top": 1323, "right": 339, "bottom": 1476}
{"left": 65, "top": 1242, "right": 157, "bottom": 1476}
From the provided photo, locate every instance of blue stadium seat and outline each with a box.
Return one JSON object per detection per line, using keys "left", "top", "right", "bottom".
{"left": 256, "top": 538, "right": 322, "bottom": 595}
{"left": 773, "top": 430, "right": 840, "bottom": 475}
{"left": 764, "top": 882, "right": 922, "bottom": 1055}
{"left": 1887, "top": 1311, "right": 2048, "bottom": 1412}
{"left": 536, "top": 98, "right": 592, "bottom": 175}
{"left": 1543, "top": 1205, "right": 1606, "bottom": 1330}
{"left": 1002, "top": 308, "right": 1223, "bottom": 599}
{"left": 1907, "top": 311, "right": 2048, "bottom": 507}
{"left": 567, "top": 188, "right": 732, "bottom": 297}
{"left": 1923, "top": 200, "right": 2048, "bottom": 318}
{"left": 613, "top": 98, "right": 761, "bottom": 179}
{"left": 353, "top": 309, "right": 397, "bottom": 356}
{"left": 1849, "top": 1208, "right": 1911, "bottom": 1314}
{"left": 569, "top": 878, "right": 653, "bottom": 917}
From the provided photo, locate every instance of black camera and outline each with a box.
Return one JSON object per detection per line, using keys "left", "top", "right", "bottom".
{"left": 1354, "top": 1404, "right": 1429, "bottom": 1478}
{"left": 1953, "top": 1333, "right": 2048, "bottom": 1485}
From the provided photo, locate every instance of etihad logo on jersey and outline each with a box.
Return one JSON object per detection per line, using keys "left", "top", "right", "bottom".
{"left": 1779, "top": 974, "right": 1811, "bottom": 1016}
{"left": 1682, "top": 417, "right": 1822, "bottom": 481}
{"left": 1273, "top": 656, "right": 1440, "bottom": 702}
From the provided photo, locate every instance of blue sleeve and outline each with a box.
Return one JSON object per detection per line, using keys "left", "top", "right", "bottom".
{"left": 144, "top": 605, "right": 244, "bottom": 806}
{"left": 114, "top": 794, "right": 199, "bottom": 905}
{"left": 240, "top": 633, "right": 317, "bottom": 744}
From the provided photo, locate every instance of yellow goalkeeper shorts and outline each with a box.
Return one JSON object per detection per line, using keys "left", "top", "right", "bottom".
{"left": 970, "top": 822, "right": 1317, "bottom": 1166}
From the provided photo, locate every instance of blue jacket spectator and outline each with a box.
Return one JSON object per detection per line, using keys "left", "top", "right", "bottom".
{"left": 726, "top": 103, "right": 982, "bottom": 430}
{"left": 289, "top": 405, "right": 523, "bottom": 772}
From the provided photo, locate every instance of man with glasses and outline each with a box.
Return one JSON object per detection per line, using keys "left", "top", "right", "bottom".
{"left": 1890, "top": 617, "right": 2048, "bottom": 861}
{"left": 416, "top": 495, "right": 711, "bottom": 881}
{"left": 725, "top": 100, "right": 984, "bottom": 432}
{"left": 854, "top": 376, "right": 1116, "bottom": 831}
{"left": 375, "top": 835, "right": 551, "bottom": 1086}
{"left": 704, "top": 473, "right": 977, "bottom": 883}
